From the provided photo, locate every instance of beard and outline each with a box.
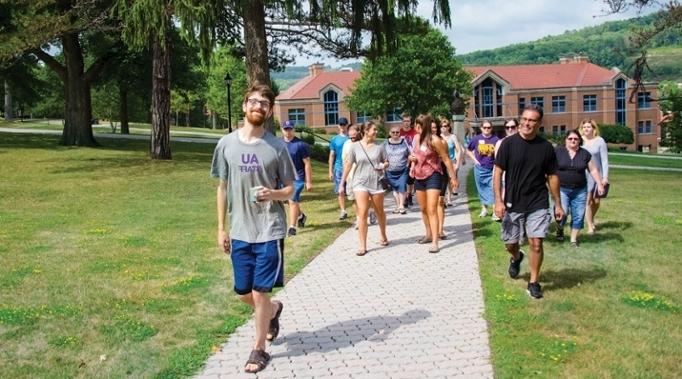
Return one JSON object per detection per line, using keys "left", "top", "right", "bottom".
{"left": 245, "top": 109, "right": 267, "bottom": 126}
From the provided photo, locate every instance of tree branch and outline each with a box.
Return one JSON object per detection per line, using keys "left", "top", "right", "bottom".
{"left": 30, "top": 49, "right": 66, "bottom": 82}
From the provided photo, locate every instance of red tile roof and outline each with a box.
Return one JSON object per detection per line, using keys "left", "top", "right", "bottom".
{"left": 277, "top": 71, "right": 361, "bottom": 100}
{"left": 467, "top": 62, "right": 619, "bottom": 90}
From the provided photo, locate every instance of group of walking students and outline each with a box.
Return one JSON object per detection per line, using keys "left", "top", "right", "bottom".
{"left": 211, "top": 83, "right": 609, "bottom": 373}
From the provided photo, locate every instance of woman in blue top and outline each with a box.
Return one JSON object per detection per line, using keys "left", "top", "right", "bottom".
{"left": 440, "top": 118, "right": 464, "bottom": 205}
{"left": 382, "top": 125, "right": 411, "bottom": 214}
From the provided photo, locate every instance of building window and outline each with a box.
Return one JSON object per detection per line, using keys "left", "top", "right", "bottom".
{"left": 323, "top": 90, "right": 339, "bottom": 126}
{"left": 552, "top": 125, "right": 567, "bottom": 135}
{"left": 287, "top": 108, "right": 305, "bottom": 126}
{"left": 518, "top": 97, "right": 526, "bottom": 115}
{"left": 356, "top": 111, "right": 371, "bottom": 124}
{"left": 482, "top": 83, "right": 494, "bottom": 118}
{"left": 539, "top": 126, "right": 545, "bottom": 134}
{"left": 552, "top": 96, "right": 566, "bottom": 113}
{"left": 386, "top": 107, "right": 402, "bottom": 122}
{"left": 638, "top": 120, "right": 652, "bottom": 134}
{"left": 530, "top": 96, "right": 544, "bottom": 110}
{"left": 583, "top": 94, "right": 597, "bottom": 112}
{"left": 615, "top": 78, "right": 626, "bottom": 125}
{"left": 637, "top": 92, "right": 652, "bottom": 109}
{"left": 496, "top": 85, "right": 503, "bottom": 117}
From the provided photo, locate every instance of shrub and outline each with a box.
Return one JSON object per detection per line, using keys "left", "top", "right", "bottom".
{"left": 600, "top": 124, "right": 634, "bottom": 144}
{"left": 308, "top": 143, "right": 329, "bottom": 162}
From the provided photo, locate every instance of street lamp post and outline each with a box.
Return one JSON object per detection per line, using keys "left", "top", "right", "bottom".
{"left": 224, "top": 73, "right": 233, "bottom": 133}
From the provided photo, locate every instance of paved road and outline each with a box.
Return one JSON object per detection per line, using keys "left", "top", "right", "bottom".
{"left": 194, "top": 166, "right": 494, "bottom": 378}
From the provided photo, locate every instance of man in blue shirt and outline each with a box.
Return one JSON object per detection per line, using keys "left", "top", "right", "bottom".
{"left": 281, "top": 120, "right": 313, "bottom": 236}
{"left": 328, "top": 117, "right": 349, "bottom": 219}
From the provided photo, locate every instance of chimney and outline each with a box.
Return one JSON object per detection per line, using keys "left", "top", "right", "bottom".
{"left": 309, "top": 63, "right": 325, "bottom": 77}
{"left": 573, "top": 54, "right": 589, "bottom": 63}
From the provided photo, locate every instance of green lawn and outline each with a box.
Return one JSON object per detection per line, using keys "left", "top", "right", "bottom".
{"left": 468, "top": 169, "right": 682, "bottom": 378}
{"left": 0, "top": 133, "right": 349, "bottom": 378}
{"left": 609, "top": 153, "right": 682, "bottom": 169}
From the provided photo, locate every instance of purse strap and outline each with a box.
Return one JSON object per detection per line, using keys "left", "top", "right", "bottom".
{"left": 358, "top": 141, "right": 380, "bottom": 171}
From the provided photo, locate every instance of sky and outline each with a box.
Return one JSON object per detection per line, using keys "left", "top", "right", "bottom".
{"left": 292, "top": 0, "right": 654, "bottom": 67}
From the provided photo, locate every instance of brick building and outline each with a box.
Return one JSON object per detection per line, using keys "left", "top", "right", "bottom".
{"left": 274, "top": 64, "right": 403, "bottom": 133}
{"left": 467, "top": 55, "right": 661, "bottom": 152}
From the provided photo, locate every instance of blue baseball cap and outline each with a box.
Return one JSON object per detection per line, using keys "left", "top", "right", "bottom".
{"left": 282, "top": 120, "right": 295, "bottom": 129}
{"left": 338, "top": 117, "right": 349, "bottom": 126}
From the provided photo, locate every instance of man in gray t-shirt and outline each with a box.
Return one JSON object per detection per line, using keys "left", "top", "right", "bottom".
{"left": 210, "top": 84, "right": 296, "bottom": 374}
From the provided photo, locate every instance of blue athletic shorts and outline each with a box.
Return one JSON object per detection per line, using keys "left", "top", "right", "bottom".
{"left": 230, "top": 239, "right": 284, "bottom": 295}
{"left": 291, "top": 180, "right": 305, "bottom": 203}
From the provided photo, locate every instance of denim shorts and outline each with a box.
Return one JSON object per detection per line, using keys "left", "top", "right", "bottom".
{"left": 501, "top": 208, "right": 551, "bottom": 244}
{"left": 333, "top": 168, "right": 344, "bottom": 194}
{"left": 291, "top": 180, "right": 305, "bottom": 203}
{"left": 231, "top": 239, "right": 284, "bottom": 295}
{"left": 414, "top": 171, "right": 444, "bottom": 191}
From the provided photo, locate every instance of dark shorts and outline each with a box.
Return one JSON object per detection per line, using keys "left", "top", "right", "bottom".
{"left": 231, "top": 239, "right": 284, "bottom": 295}
{"left": 414, "top": 171, "right": 444, "bottom": 191}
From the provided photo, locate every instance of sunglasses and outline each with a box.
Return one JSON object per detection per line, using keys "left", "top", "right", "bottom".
{"left": 390, "top": 131, "right": 400, "bottom": 134}
{"left": 481, "top": 127, "right": 492, "bottom": 130}
{"left": 567, "top": 137, "right": 579, "bottom": 141}
{"left": 505, "top": 126, "right": 517, "bottom": 130}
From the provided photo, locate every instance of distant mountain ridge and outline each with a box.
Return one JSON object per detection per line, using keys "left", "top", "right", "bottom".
{"left": 457, "top": 13, "right": 682, "bottom": 82}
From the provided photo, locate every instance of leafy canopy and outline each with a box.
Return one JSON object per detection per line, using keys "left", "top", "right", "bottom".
{"left": 348, "top": 19, "right": 471, "bottom": 119}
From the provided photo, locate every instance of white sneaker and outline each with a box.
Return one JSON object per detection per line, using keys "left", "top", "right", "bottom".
{"left": 491, "top": 214, "right": 501, "bottom": 222}
{"left": 479, "top": 209, "right": 488, "bottom": 217}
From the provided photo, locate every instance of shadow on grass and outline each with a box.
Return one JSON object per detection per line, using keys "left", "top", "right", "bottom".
{"left": 470, "top": 221, "right": 494, "bottom": 238}
{"left": 597, "top": 221, "right": 634, "bottom": 231}
{"left": 270, "top": 309, "right": 431, "bottom": 358}
{"left": 580, "top": 232, "right": 626, "bottom": 244}
{"left": 521, "top": 267, "right": 608, "bottom": 291}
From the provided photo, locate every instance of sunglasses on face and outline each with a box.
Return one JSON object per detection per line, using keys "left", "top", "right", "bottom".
{"left": 567, "top": 137, "right": 579, "bottom": 141}
{"left": 505, "top": 125, "right": 517, "bottom": 130}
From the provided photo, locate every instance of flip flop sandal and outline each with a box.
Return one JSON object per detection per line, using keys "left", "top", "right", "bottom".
{"left": 356, "top": 250, "right": 367, "bottom": 256}
{"left": 244, "top": 349, "right": 270, "bottom": 373}
{"left": 428, "top": 246, "right": 440, "bottom": 253}
{"left": 379, "top": 240, "right": 389, "bottom": 246}
{"left": 266, "top": 301, "right": 283, "bottom": 342}
{"left": 417, "top": 237, "right": 432, "bottom": 244}
{"left": 439, "top": 234, "right": 448, "bottom": 240}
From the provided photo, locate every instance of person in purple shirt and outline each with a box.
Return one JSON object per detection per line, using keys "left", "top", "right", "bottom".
{"left": 467, "top": 120, "right": 499, "bottom": 218}
{"left": 281, "top": 120, "right": 313, "bottom": 237}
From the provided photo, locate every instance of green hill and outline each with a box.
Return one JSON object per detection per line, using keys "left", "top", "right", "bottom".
{"left": 458, "top": 13, "right": 682, "bottom": 82}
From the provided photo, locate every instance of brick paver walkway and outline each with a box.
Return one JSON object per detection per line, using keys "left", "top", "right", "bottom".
{"left": 195, "top": 166, "right": 493, "bottom": 378}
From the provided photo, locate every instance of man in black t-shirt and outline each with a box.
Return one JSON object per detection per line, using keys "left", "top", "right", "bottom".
{"left": 493, "top": 105, "right": 564, "bottom": 299}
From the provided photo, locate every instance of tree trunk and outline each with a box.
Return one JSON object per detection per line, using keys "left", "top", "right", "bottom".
{"left": 185, "top": 108, "right": 189, "bottom": 127}
{"left": 211, "top": 112, "right": 217, "bottom": 130}
{"left": 119, "top": 84, "right": 129, "bottom": 134}
{"left": 150, "top": 35, "right": 172, "bottom": 160}
{"left": 61, "top": 33, "right": 98, "bottom": 146}
{"left": 242, "top": 0, "right": 274, "bottom": 132}
{"left": 243, "top": 0, "right": 271, "bottom": 87}
{"left": 4, "top": 80, "right": 12, "bottom": 120}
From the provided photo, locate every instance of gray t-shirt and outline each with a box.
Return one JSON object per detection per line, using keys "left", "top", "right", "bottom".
{"left": 346, "top": 142, "right": 387, "bottom": 191}
{"left": 211, "top": 131, "right": 296, "bottom": 243}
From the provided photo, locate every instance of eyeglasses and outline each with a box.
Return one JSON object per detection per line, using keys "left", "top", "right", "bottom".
{"left": 505, "top": 125, "right": 517, "bottom": 130}
{"left": 566, "top": 137, "right": 579, "bottom": 141}
{"left": 246, "top": 98, "right": 271, "bottom": 109}
{"left": 481, "top": 127, "right": 492, "bottom": 130}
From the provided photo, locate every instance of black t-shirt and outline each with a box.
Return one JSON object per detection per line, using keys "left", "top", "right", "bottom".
{"left": 555, "top": 146, "right": 592, "bottom": 188}
{"left": 495, "top": 133, "right": 557, "bottom": 213}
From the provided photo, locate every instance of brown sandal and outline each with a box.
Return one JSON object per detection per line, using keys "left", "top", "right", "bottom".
{"left": 356, "top": 250, "right": 367, "bottom": 256}
{"left": 266, "top": 301, "right": 283, "bottom": 342}
{"left": 244, "top": 349, "right": 270, "bottom": 373}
